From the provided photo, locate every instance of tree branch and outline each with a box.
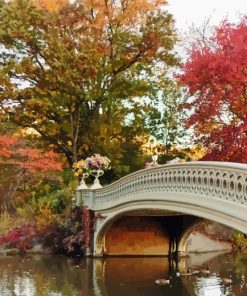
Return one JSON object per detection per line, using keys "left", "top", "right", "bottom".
{"left": 113, "top": 51, "right": 142, "bottom": 75}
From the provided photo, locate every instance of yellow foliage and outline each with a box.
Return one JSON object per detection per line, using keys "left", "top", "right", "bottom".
{"left": 36, "top": 204, "right": 59, "bottom": 231}
{"left": 16, "top": 206, "right": 35, "bottom": 221}
{"left": 186, "top": 146, "right": 206, "bottom": 160}
{"left": 0, "top": 212, "right": 16, "bottom": 236}
{"left": 234, "top": 231, "right": 247, "bottom": 249}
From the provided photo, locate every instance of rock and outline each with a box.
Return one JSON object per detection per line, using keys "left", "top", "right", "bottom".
{"left": 26, "top": 244, "right": 52, "bottom": 254}
{"left": 0, "top": 248, "right": 20, "bottom": 255}
{"left": 26, "top": 244, "right": 45, "bottom": 254}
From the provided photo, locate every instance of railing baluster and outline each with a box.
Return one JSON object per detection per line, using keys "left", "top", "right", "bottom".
{"left": 78, "top": 162, "right": 247, "bottom": 211}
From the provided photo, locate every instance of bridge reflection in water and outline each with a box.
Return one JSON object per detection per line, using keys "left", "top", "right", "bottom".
{"left": 0, "top": 252, "right": 246, "bottom": 295}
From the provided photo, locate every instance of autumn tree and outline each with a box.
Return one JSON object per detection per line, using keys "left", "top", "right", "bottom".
{"left": 178, "top": 17, "right": 247, "bottom": 163}
{"left": 0, "top": 0, "right": 179, "bottom": 169}
{"left": 0, "top": 134, "right": 63, "bottom": 213}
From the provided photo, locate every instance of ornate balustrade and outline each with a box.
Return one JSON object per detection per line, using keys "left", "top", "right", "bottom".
{"left": 78, "top": 161, "right": 247, "bottom": 212}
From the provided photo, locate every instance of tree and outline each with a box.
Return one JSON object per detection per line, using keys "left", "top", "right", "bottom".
{"left": 0, "top": 0, "right": 178, "bottom": 168}
{"left": 0, "top": 134, "right": 63, "bottom": 213}
{"left": 178, "top": 17, "right": 247, "bottom": 163}
{"left": 147, "top": 81, "right": 187, "bottom": 155}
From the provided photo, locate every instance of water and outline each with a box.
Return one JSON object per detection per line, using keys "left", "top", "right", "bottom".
{"left": 0, "top": 251, "right": 247, "bottom": 296}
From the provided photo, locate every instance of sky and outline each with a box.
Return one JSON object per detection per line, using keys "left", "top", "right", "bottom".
{"left": 167, "top": 0, "right": 247, "bottom": 31}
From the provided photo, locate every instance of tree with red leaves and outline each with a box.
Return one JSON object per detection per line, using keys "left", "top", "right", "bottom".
{"left": 0, "top": 134, "right": 63, "bottom": 213}
{"left": 178, "top": 17, "right": 247, "bottom": 163}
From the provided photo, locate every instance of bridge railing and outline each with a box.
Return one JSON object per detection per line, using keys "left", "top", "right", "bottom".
{"left": 77, "top": 161, "right": 247, "bottom": 211}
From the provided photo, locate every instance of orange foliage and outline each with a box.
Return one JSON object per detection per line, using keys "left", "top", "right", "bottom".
{"left": 0, "top": 136, "right": 18, "bottom": 157}
{"left": 56, "top": 0, "right": 169, "bottom": 43}
{"left": 34, "top": 0, "right": 68, "bottom": 12}
{"left": 0, "top": 135, "right": 63, "bottom": 175}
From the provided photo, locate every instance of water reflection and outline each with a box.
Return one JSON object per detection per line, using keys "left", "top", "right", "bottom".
{"left": 0, "top": 251, "right": 247, "bottom": 295}
{"left": 195, "top": 276, "right": 225, "bottom": 296}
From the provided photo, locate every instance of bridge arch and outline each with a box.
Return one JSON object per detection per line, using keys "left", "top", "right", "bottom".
{"left": 93, "top": 199, "right": 245, "bottom": 256}
{"left": 77, "top": 161, "right": 247, "bottom": 256}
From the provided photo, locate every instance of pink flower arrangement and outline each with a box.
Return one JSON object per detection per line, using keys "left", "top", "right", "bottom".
{"left": 86, "top": 154, "right": 111, "bottom": 171}
{"left": 73, "top": 154, "right": 111, "bottom": 177}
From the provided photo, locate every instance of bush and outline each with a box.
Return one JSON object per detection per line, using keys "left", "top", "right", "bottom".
{"left": 0, "top": 212, "right": 16, "bottom": 237}
{"left": 0, "top": 221, "right": 38, "bottom": 250}
{"left": 40, "top": 207, "right": 84, "bottom": 257}
{"left": 16, "top": 206, "right": 35, "bottom": 221}
{"left": 36, "top": 204, "right": 59, "bottom": 231}
{"left": 14, "top": 169, "right": 78, "bottom": 218}
{"left": 233, "top": 231, "right": 247, "bottom": 249}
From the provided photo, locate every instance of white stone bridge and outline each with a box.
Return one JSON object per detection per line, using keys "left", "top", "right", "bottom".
{"left": 76, "top": 161, "right": 247, "bottom": 256}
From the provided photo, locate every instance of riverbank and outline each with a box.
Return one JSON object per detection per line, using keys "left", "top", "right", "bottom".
{"left": 0, "top": 207, "right": 85, "bottom": 258}
{"left": 0, "top": 231, "right": 234, "bottom": 257}
{"left": 0, "top": 208, "right": 244, "bottom": 258}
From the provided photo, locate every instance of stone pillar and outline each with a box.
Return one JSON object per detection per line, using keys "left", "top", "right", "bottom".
{"left": 93, "top": 213, "right": 107, "bottom": 257}
{"left": 75, "top": 190, "right": 82, "bottom": 206}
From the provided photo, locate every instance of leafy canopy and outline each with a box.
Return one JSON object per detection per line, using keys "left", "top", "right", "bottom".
{"left": 0, "top": 0, "right": 178, "bottom": 169}
{"left": 178, "top": 17, "right": 247, "bottom": 163}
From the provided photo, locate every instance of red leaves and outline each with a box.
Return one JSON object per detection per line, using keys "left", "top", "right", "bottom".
{"left": 0, "top": 135, "right": 18, "bottom": 157}
{"left": 12, "top": 149, "right": 63, "bottom": 174}
{"left": 0, "top": 222, "right": 37, "bottom": 246}
{"left": 201, "top": 124, "right": 247, "bottom": 163}
{"left": 178, "top": 17, "right": 247, "bottom": 163}
{"left": 82, "top": 207, "right": 95, "bottom": 248}
{"left": 0, "top": 135, "right": 63, "bottom": 174}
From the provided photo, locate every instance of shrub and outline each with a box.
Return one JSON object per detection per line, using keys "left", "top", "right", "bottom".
{"left": 233, "top": 231, "right": 247, "bottom": 249}
{"left": 0, "top": 212, "right": 16, "bottom": 237}
{"left": 36, "top": 204, "right": 59, "bottom": 231}
{"left": 16, "top": 206, "right": 35, "bottom": 221}
{"left": 0, "top": 221, "right": 38, "bottom": 249}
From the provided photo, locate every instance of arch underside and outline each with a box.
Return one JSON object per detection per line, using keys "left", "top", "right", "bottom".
{"left": 94, "top": 198, "right": 247, "bottom": 256}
